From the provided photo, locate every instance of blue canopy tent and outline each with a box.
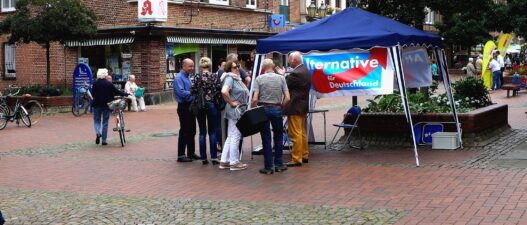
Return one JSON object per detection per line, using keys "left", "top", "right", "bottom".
{"left": 250, "top": 7, "right": 462, "bottom": 166}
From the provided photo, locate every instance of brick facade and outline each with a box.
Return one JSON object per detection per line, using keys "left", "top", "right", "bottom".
{"left": 0, "top": 0, "right": 278, "bottom": 93}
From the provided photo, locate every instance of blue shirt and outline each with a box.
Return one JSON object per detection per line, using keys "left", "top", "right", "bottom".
{"left": 173, "top": 70, "right": 193, "bottom": 103}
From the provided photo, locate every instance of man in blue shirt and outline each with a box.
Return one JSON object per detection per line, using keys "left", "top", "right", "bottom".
{"left": 174, "top": 58, "right": 199, "bottom": 162}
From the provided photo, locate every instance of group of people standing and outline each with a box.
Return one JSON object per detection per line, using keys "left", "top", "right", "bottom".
{"left": 173, "top": 52, "right": 311, "bottom": 175}
{"left": 488, "top": 50, "right": 506, "bottom": 90}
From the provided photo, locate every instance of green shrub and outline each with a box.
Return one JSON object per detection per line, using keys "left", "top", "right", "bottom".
{"left": 365, "top": 77, "right": 492, "bottom": 113}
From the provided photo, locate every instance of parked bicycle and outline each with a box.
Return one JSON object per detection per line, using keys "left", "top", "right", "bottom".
{"left": 0, "top": 85, "right": 31, "bottom": 130}
{"left": 72, "top": 82, "right": 93, "bottom": 117}
{"left": 0, "top": 85, "right": 43, "bottom": 125}
{"left": 109, "top": 96, "right": 128, "bottom": 147}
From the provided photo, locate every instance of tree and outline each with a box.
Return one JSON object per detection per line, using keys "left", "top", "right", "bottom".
{"left": 0, "top": 0, "right": 97, "bottom": 86}
{"left": 426, "top": 0, "right": 494, "bottom": 57}
{"left": 506, "top": 0, "right": 527, "bottom": 38}
{"left": 356, "top": 0, "right": 428, "bottom": 29}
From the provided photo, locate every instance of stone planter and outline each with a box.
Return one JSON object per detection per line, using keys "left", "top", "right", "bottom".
{"left": 344, "top": 104, "right": 509, "bottom": 146}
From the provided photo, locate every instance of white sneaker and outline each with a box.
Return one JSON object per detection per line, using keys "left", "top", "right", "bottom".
{"left": 229, "top": 162, "right": 248, "bottom": 171}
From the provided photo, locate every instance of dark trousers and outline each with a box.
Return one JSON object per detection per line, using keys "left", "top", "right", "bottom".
{"left": 177, "top": 102, "right": 196, "bottom": 157}
{"left": 500, "top": 67, "right": 505, "bottom": 88}
{"left": 260, "top": 105, "right": 284, "bottom": 170}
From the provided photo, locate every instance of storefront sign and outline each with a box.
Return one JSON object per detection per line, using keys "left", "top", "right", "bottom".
{"left": 303, "top": 48, "right": 394, "bottom": 97}
{"left": 402, "top": 47, "right": 432, "bottom": 88}
{"left": 72, "top": 63, "right": 93, "bottom": 104}
{"left": 269, "top": 14, "right": 285, "bottom": 28}
{"left": 138, "top": 0, "right": 168, "bottom": 22}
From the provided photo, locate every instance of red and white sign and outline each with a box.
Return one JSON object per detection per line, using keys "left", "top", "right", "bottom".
{"left": 138, "top": 0, "right": 168, "bottom": 22}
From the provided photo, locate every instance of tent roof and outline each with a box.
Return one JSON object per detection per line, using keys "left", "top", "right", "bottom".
{"left": 256, "top": 7, "right": 443, "bottom": 54}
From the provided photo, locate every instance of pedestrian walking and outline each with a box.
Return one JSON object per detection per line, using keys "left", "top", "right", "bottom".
{"left": 489, "top": 52, "right": 502, "bottom": 90}
{"left": 251, "top": 58, "right": 290, "bottom": 175}
{"left": 125, "top": 75, "right": 146, "bottom": 112}
{"left": 431, "top": 59, "right": 439, "bottom": 81}
{"left": 174, "top": 58, "right": 200, "bottom": 162}
{"left": 191, "top": 57, "right": 221, "bottom": 165}
{"left": 277, "top": 52, "right": 311, "bottom": 167}
{"left": 497, "top": 50, "right": 505, "bottom": 87}
{"left": 466, "top": 58, "right": 476, "bottom": 77}
{"left": 219, "top": 60, "right": 249, "bottom": 171}
{"left": 476, "top": 55, "right": 483, "bottom": 75}
{"left": 92, "top": 68, "right": 129, "bottom": 146}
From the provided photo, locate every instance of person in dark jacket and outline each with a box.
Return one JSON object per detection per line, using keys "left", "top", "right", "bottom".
{"left": 92, "top": 68, "right": 129, "bottom": 146}
{"left": 0, "top": 210, "right": 5, "bottom": 225}
{"left": 277, "top": 51, "right": 311, "bottom": 167}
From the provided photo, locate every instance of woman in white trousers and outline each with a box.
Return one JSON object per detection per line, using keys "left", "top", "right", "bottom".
{"left": 125, "top": 75, "right": 146, "bottom": 112}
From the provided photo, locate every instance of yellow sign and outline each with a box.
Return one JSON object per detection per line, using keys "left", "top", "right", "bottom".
{"left": 497, "top": 34, "right": 513, "bottom": 57}
{"left": 481, "top": 40, "right": 496, "bottom": 90}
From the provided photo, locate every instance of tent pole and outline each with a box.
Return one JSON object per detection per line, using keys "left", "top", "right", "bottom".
{"left": 434, "top": 48, "right": 463, "bottom": 149}
{"left": 391, "top": 45, "right": 420, "bottom": 167}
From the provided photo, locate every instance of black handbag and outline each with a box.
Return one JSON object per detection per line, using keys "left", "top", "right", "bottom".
{"left": 236, "top": 105, "right": 269, "bottom": 137}
{"left": 190, "top": 89, "right": 207, "bottom": 115}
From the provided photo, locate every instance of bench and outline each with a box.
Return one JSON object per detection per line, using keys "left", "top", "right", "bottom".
{"left": 502, "top": 84, "right": 521, "bottom": 97}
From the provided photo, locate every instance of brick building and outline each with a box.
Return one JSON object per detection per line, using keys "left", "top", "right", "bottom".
{"left": 0, "top": 0, "right": 279, "bottom": 103}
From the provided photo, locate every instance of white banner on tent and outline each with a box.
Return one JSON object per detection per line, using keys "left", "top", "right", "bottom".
{"left": 402, "top": 47, "right": 432, "bottom": 88}
{"left": 302, "top": 48, "right": 394, "bottom": 97}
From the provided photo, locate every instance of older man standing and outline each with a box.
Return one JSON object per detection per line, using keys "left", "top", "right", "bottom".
{"left": 277, "top": 51, "right": 311, "bottom": 167}
{"left": 252, "top": 59, "right": 290, "bottom": 175}
{"left": 174, "top": 58, "right": 199, "bottom": 162}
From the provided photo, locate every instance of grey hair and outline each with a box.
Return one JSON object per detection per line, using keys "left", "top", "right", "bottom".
{"left": 97, "top": 68, "right": 108, "bottom": 79}
{"left": 226, "top": 53, "right": 238, "bottom": 61}
{"left": 262, "top": 58, "right": 275, "bottom": 71}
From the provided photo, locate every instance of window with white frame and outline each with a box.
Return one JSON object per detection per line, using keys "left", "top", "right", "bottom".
{"left": 425, "top": 7, "right": 434, "bottom": 25}
{"left": 4, "top": 43, "right": 16, "bottom": 79}
{"left": 280, "top": 0, "right": 288, "bottom": 6}
{"left": 1, "top": 0, "right": 15, "bottom": 12}
{"left": 246, "top": 0, "right": 256, "bottom": 8}
{"left": 209, "top": 0, "right": 228, "bottom": 6}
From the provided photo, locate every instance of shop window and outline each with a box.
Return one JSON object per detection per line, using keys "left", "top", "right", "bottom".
{"left": 1, "top": 0, "right": 15, "bottom": 12}
{"left": 246, "top": 0, "right": 256, "bottom": 8}
{"left": 209, "top": 0, "right": 228, "bottom": 6}
{"left": 3, "top": 43, "right": 16, "bottom": 79}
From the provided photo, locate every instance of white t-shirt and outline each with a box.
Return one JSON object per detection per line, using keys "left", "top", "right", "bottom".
{"left": 497, "top": 55, "right": 505, "bottom": 68}
{"left": 488, "top": 59, "right": 501, "bottom": 72}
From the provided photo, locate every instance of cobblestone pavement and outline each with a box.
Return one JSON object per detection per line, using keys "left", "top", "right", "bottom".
{"left": 2, "top": 88, "right": 527, "bottom": 224}
{"left": 0, "top": 188, "right": 403, "bottom": 225}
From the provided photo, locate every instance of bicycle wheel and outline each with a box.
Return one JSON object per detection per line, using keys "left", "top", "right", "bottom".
{"left": 18, "top": 106, "right": 31, "bottom": 128}
{"left": 72, "top": 94, "right": 84, "bottom": 117}
{"left": 0, "top": 105, "right": 8, "bottom": 130}
{"left": 81, "top": 96, "right": 91, "bottom": 115}
{"left": 25, "top": 100, "right": 43, "bottom": 125}
{"left": 118, "top": 111, "right": 125, "bottom": 146}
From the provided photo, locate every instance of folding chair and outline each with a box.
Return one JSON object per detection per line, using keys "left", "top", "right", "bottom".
{"left": 330, "top": 105, "right": 363, "bottom": 150}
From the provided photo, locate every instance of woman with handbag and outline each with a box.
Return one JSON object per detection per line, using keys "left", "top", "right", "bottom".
{"left": 124, "top": 75, "right": 146, "bottom": 112}
{"left": 191, "top": 57, "right": 221, "bottom": 165}
{"left": 218, "top": 60, "right": 249, "bottom": 171}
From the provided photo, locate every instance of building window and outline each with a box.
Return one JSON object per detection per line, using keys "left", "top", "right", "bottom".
{"left": 4, "top": 43, "right": 16, "bottom": 79}
{"left": 1, "top": 0, "right": 15, "bottom": 12}
{"left": 425, "top": 7, "right": 434, "bottom": 25}
{"left": 280, "top": 0, "right": 288, "bottom": 21}
{"left": 246, "top": 0, "right": 256, "bottom": 8}
{"left": 209, "top": 0, "right": 228, "bottom": 6}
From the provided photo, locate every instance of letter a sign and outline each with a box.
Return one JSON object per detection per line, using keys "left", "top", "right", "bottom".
{"left": 138, "top": 0, "right": 168, "bottom": 22}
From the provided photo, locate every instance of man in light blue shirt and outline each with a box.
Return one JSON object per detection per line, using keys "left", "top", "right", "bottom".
{"left": 173, "top": 58, "right": 199, "bottom": 162}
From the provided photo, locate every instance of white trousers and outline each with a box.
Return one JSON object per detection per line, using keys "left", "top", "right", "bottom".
{"left": 128, "top": 95, "right": 146, "bottom": 111}
{"left": 221, "top": 119, "right": 241, "bottom": 164}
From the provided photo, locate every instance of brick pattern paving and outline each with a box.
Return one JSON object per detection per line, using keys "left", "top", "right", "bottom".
{"left": 1, "top": 87, "right": 527, "bottom": 224}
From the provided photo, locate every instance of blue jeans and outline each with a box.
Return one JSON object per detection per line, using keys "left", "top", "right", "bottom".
{"left": 197, "top": 101, "right": 219, "bottom": 160}
{"left": 260, "top": 106, "right": 284, "bottom": 170}
{"left": 492, "top": 71, "right": 501, "bottom": 90}
{"left": 93, "top": 107, "right": 111, "bottom": 143}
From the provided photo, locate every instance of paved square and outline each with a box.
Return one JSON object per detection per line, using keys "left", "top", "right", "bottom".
{"left": 1, "top": 89, "right": 527, "bottom": 224}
